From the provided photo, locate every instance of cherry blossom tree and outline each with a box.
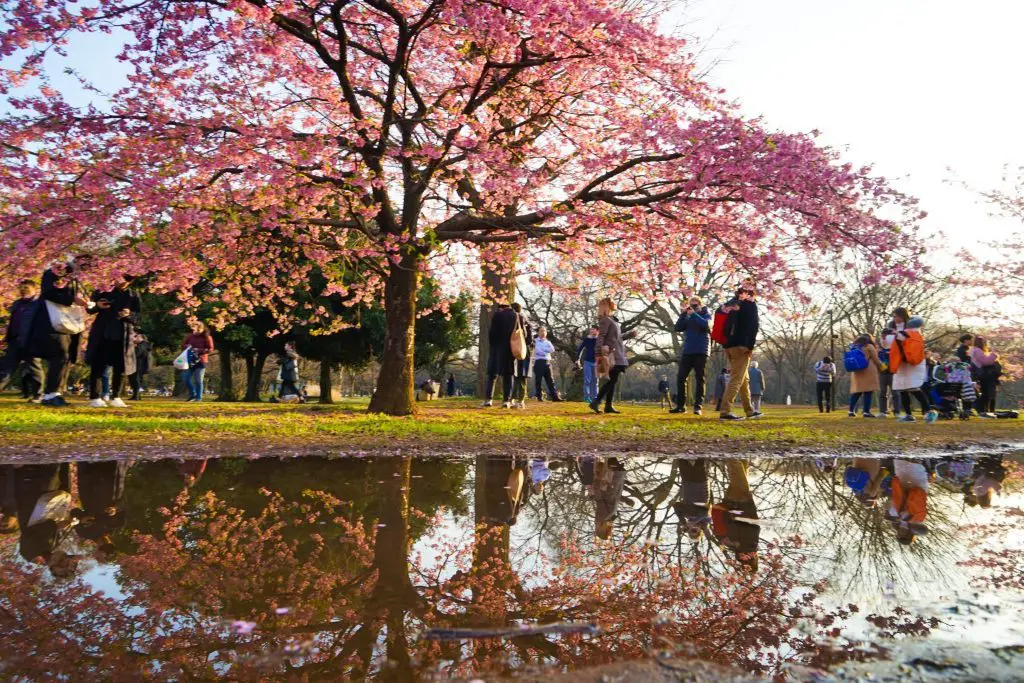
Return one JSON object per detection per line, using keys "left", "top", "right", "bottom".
{"left": 0, "top": 0, "right": 925, "bottom": 414}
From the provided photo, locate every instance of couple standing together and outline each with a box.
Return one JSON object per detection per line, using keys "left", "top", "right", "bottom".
{"left": 671, "top": 283, "right": 762, "bottom": 421}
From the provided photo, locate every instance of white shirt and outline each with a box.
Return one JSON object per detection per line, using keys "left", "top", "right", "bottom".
{"left": 534, "top": 338, "right": 555, "bottom": 361}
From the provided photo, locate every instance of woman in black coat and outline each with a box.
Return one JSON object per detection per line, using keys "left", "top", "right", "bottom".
{"left": 84, "top": 276, "right": 141, "bottom": 408}
{"left": 24, "top": 265, "right": 89, "bottom": 407}
{"left": 483, "top": 303, "right": 518, "bottom": 407}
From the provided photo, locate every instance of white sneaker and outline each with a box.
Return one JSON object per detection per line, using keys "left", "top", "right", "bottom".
{"left": 481, "top": 401, "right": 493, "bottom": 408}
{"left": 89, "top": 398, "right": 108, "bottom": 408}
{"left": 108, "top": 397, "right": 128, "bottom": 408}
{"left": 502, "top": 401, "right": 512, "bottom": 409}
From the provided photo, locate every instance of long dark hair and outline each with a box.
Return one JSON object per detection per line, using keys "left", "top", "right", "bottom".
{"left": 855, "top": 333, "right": 875, "bottom": 346}
{"left": 892, "top": 307, "right": 911, "bottom": 325}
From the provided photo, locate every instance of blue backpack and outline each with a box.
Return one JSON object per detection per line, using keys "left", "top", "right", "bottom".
{"left": 843, "top": 344, "right": 869, "bottom": 372}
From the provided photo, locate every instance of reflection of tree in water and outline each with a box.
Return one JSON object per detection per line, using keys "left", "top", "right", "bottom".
{"left": 1, "top": 454, "right": 957, "bottom": 680}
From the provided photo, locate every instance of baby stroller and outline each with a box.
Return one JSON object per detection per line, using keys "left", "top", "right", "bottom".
{"left": 931, "top": 361, "right": 975, "bottom": 421}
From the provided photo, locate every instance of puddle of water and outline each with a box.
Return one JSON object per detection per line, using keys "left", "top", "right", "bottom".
{"left": 0, "top": 453, "right": 1021, "bottom": 681}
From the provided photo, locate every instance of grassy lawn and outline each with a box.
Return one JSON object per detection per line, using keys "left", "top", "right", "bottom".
{"left": 1, "top": 394, "right": 1022, "bottom": 459}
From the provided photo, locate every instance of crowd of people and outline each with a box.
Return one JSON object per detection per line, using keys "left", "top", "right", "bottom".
{"left": 0, "top": 264, "right": 1012, "bottom": 419}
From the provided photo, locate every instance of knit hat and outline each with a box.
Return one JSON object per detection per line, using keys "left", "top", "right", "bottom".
{"left": 907, "top": 316, "right": 924, "bottom": 330}
{"left": 844, "top": 466, "right": 871, "bottom": 492}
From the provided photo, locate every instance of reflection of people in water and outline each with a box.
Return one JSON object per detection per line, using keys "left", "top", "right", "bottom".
{"left": 711, "top": 459, "right": 760, "bottom": 572}
{"left": 673, "top": 459, "right": 711, "bottom": 540}
{"left": 886, "top": 459, "right": 931, "bottom": 544}
{"left": 176, "top": 458, "right": 208, "bottom": 487}
{"left": 75, "top": 461, "right": 129, "bottom": 555}
{"left": 480, "top": 456, "right": 530, "bottom": 526}
{"left": 965, "top": 455, "right": 1006, "bottom": 508}
{"left": 11, "top": 464, "right": 79, "bottom": 576}
{"left": 530, "top": 457, "right": 551, "bottom": 495}
{"left": 844, "top": 457, "right": 890, "bottom": 507}
{"left": 593, "top": 457, "right": 627, "bottom": 540}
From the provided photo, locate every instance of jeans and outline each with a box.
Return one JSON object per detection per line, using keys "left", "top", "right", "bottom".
{"left": 101, "top": 366, "right": 111, "bottom": 398}
{"left": 595, "top": 365, "right": 626, "bottom": 409}
{"left": 582, "top": 361, "right": 597, "bottom": 402}
{"left": 533, "top": 359, "right": 558, "bottom": 399}
{"left": 185, "top": 363, "right": 207, "bottom": 400}
{"left": 721, "top": 347, "right": 753, "bottom": 416}
{"left": 849, "top": 391, "right": 873, "bottom": 414}
{"left": 816, "top": 381, "right": 832, "bottom": 412}
{"left": 676, "top": 353, "right": 708, "bottom": 409}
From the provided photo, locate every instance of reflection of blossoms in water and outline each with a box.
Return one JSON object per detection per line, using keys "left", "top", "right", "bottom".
{"left": 0, "top": 458, "right": 976, "bottom": 681}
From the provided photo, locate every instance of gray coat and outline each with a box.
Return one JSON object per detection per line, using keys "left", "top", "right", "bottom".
{"left": 598, "top": 315, "right": 629, "bottom": 367}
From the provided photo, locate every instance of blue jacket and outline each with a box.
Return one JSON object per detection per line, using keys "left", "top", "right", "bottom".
{"left": 576, "top": 336, "right": 597, "bottom": 363}
{"left": 674, "top": 307, "right": 712, "bottom": 356}
{"left": 748, "top": 366, "right": 765, "bottom": 395}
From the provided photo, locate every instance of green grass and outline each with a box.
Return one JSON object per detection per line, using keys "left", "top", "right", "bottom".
{"left": 1, "top": 395, "right": 1022, "bottom": 457}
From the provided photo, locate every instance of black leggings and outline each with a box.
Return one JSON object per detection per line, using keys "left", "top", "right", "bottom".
{"left": 901, "top": 389, "right": 930, "bottom": 416}
{"left": 977, "top": 376, "right": 998, "bottom": 413}
{"left": 816, "top": 381, "right": 832, "bottom": 412}
{"left": 595, "top": 365, "right": 626, "bottom": 409}
{"left": 486, "top": 374, "right": 512, "bottom": 403}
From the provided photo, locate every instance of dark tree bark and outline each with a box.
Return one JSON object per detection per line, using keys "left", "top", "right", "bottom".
{"left": 369, "top": 253, "right": 420, "bottom": 415}
{"left": 243, "top": 351, "right": 268, "bottom": 402}
{"left": 216, "top": 349, "right": 238, "bottom": 401}
{"left": 319, "top": 360, "right": 333, "bottom": 404}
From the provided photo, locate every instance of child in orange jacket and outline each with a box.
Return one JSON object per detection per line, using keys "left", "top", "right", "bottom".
{"left": 886, "top": 459, "right": 931, "bottom": 544}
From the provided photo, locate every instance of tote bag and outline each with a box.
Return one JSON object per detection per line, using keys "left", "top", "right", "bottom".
{"left": 45, "top": 300, "right": 86, "bottom": 335}
{"left": 173, "top": 346, "right": 192, "bottom": 371}
{"left": 510, "top": 316, "right": 527, "bottom": 361}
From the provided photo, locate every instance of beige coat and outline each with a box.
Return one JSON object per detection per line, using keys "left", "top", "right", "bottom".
{"left": 849, "top": 343, "right": 884, "bottom": 394}
{"left": 598, "top": 314, "right": 629, "bottom": 367}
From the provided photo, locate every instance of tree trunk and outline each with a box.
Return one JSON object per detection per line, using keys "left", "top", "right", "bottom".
{"left": 476, "top": 262, "right": 517, "bottom": 397}
{"left": 216, "top": 349, "right": 237, "bottom": 401}
{"left": 243, "top": 352, "right": 268, "bottom": 402}
{"left": 369, "top": 253, "right": 420, "bottom": 415}
{"left": 319, "top": 360, "right": 334, "bottom": 404}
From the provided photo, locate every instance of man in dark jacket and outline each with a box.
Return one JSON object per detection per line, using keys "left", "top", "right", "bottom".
{"left": 484, "top": 302, "right": 517, "bottom": 407}
{"left": 0, "top": 279, "right": 44, "bottom": 399}
{"left": 720, "top": 283, "right": 761, "bottom": 421}
{"left": 670, "top": 296, "right": 712, "bottom": 415}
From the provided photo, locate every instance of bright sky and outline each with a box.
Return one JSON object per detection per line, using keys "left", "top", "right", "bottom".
{"left": 673, "top": 0, "right": 1024, "bottom": 250}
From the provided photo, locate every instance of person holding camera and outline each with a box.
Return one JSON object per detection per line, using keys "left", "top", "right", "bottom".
{"left": 671, "top": 296, "right": 712, "bottom": 415}
{"left": 85, "top": 275, "right": 141, "bottom": 408}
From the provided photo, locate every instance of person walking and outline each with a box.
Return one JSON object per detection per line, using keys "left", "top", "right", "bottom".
{"left": 483, "top": 303, "right": 517, "bottom": 408}
{"left": 532, "top": 326, "right": 562, "bottom": 402}
{"left": 719, "top": 283, "right": 761, "bottom": 421}
{"left": 23, "top": 262, "right": 89, "bottom": 407}
{"left": 182, "top": 323, "right": 215, "bottom": 402}
{"left": 85, "top": 275, "right": 141, "bottom": 408}
{"left": 847, "top": 334, "right": 885, "bottom": 417}
{"left": 575, "top": 327, "right": 599, "bottom": 403}
{"left": 877, "top": 327, "right": 900, "bottom": 417}
{"left": 278, "top": 342, "right": 302, "bottom": 402}
{"left": 747, "top": 361, "right": 766, "bottom": 414}
{"left": 128, "top": 332, "right": 152, "bottom": 401}
{"left": 882, "top": 309, "right": 936, "bottom": 423}
{"left": 713, "top": 368, "right": 729, "bottom": 412}
{"left": 970, "top": 335, "right": 1000, "bottom": 417}
{"left": 671, "top": 296, "right": 712, "bottom": 415}
{"left": 0, "top": 279, "right": 44, "bottom": 400}
{"left": 590, "top": 297, "right": 631, "bottom": 415}
{"left": 510, "top": 303, "right": 533, "bottom": 410}
{"left": 658, "top": 376, "right": 671, "bottom": 409}
{"left": 446, "top": 372, "right": 456, "bottom": 398}
{"left": 814, "top": 355, "right": 837, "bottom": 413}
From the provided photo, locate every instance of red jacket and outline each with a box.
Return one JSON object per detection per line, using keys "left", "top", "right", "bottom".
{"left": 184, "top": 332, "right": 215, "bottom": 364}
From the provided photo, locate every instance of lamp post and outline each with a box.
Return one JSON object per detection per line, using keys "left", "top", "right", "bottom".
{"left": 828, "top": 309, "right": 836, "bottom": 409}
